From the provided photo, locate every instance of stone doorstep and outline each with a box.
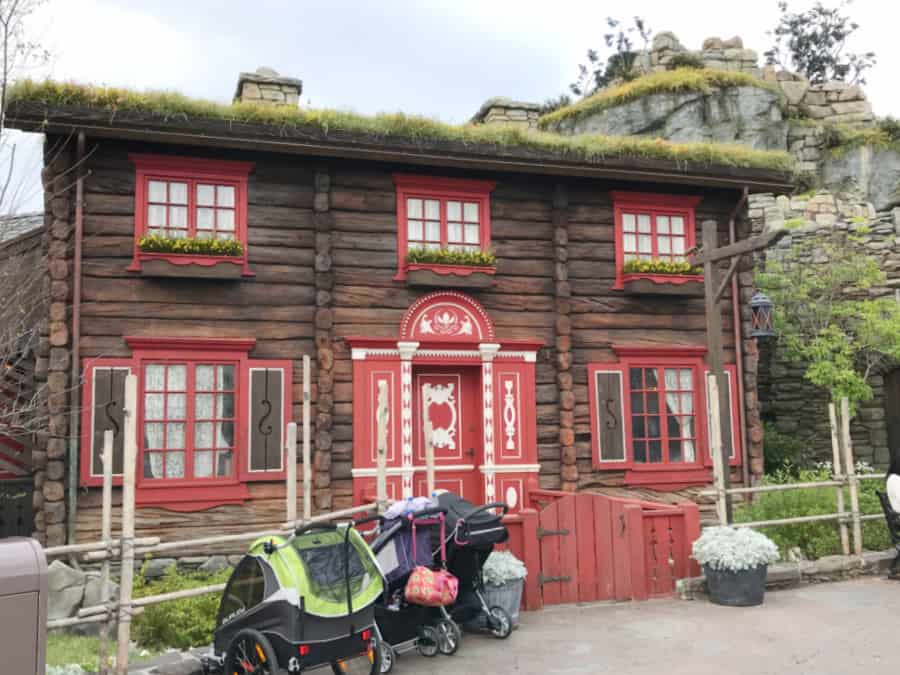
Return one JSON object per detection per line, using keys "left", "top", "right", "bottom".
{"left": 676, "top": 550, "right": 897, "bottom": 600}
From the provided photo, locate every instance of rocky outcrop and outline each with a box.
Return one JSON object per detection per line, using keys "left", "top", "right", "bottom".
{"left": 554, "top": 86, "right": 787, "bottom": 150}
{"left": 823, "top": 146, "right": 900, "bottom": 212}
{"left": 47, "top": 560, "right": 85, "bottom": 620}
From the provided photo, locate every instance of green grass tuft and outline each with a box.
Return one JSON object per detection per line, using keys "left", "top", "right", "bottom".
{"left": 823, "top": 117, "right": 900, "bottom": 157}
{"left": 538, "top": 69, "right": 779, "bottom": 130}
{"left": 8, "top": 79, "right": 795, "bottom": 173}
{"left": 406, "top": 247, "right": 496, "bottom": 267}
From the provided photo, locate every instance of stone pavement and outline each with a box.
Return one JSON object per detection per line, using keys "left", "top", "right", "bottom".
{"left": 131, "top": 578, "right": 900, "bottom": 674}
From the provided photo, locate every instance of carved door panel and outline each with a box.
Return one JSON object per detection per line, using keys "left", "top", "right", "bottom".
{"left": 413, "top": 367, "right": 481, "bottom": 501}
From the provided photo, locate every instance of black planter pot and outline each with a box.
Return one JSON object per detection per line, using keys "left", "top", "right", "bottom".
{"left": 703, "top": 564, "right": 768, "bottom": 607}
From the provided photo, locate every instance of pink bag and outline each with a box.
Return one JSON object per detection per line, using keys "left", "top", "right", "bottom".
{"left": 403, "top": 513, "right": 458, "bottom": 607}
{"left": 404, "top": 565, "right": 458, "bottom": 607}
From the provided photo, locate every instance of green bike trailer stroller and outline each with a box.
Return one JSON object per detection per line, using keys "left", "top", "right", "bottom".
{"left": 202, "top": 518, "right": 385, "bottom": 675}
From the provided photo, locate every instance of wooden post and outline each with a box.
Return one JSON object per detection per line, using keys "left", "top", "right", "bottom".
{"left": 116, "top": 373, "right": 138, "bottom": 675}
{"left": 302, "top": 355, "right": 312, "bottom": 520}
{"left": 828, "top": 402, "right": 850, "bottom": 556}
{"left": 375, "top": 379, "right": 389, "bottom": 509}
{"left": 702, "top": 220, "right": 733, "bottom": 522}
{"left": 286, "top": 422, "right": 298, "bottom": 524}
{"left": 840, "top": 397, "right": 862, "bottom": 556}
{"left": 97, "top": 429, "right": 114, "bottom": 675}
{"left": 707, "top": 374, "right": 728, "bottom": 525}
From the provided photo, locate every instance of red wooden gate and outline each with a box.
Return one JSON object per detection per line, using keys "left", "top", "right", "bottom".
{"left": 525, "top": 490, "right": 700, "bottom": 605}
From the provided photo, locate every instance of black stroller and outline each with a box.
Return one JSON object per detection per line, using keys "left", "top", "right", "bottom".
{"left": 437, "top": 492, "right": 513, "bottom": 639}
{"left": 369, "top": 506, "right": 461, "bottom": 672}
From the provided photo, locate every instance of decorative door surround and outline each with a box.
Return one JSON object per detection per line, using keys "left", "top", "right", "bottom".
{"left": 349, "top": 291, "right": 541, "bottom": 508}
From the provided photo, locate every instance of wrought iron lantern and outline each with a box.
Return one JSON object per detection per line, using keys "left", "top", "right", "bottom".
{"left": 749, "top": 291, "right": 776, "bottom": 338}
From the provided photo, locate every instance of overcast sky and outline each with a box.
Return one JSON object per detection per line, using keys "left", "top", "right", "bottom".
{"left": 9, "top": 0, "right": 899, "bottom": 213}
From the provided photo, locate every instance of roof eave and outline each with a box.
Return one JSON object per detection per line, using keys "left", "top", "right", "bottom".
{"left": 7, "top": 111, "right": 794, "bottom": 193}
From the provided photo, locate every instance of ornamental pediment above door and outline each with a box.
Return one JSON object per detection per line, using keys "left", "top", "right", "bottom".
{"left": 399, "top": 291, "right": 496, "bottom": 343}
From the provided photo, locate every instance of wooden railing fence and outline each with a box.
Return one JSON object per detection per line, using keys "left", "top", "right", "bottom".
{"left": 701, "top": 396, "right": 885, "bottom": 556}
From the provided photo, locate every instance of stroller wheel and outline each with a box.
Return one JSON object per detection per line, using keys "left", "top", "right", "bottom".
{"left": 223, "top": 628, "right": 279, "bottom": 674}
{"left": 378, "top": 641, "right": 395, "bottom": 674}
{"left": 436, "top": 619, "right": 461, "bottom": 655}
{"left": 487, "top": 606, "right": 513, "bottom": 639}
{"left": 416, "top": 625, "right": 440, "bottom": 658}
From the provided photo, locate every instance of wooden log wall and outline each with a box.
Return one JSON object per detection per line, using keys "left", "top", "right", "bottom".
{"left": 72, "top": 139, "right": 318, "bottom": 545}
{"left": 48, "top": 135, "right": 759, "bottom": 550}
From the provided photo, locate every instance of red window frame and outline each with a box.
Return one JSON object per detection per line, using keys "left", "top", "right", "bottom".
{"left": 588, "top": 347, "right": 741, "bottom": 488}
{"left": 393, "top": 174, "right": 496, "bottom": 280}
{"left": 127, "top": 154, "right": 255, "bottom": 277}
{"left": 79, "top": 337, "right": 291, "bottom": 511}
{"left": 612, "top": 191, "right": 702, "bottom": 290}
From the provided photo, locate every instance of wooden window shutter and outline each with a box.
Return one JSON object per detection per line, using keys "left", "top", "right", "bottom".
{"left": 247, "top": 364, "right": 288, "bottom": 476}
{"left": 593, "top": 368, "right": 627, "bottom": 463}
{"left": 90, "top": 367, "right": 129, "bottom": 477}
{"left": 705, "top": 368, "right": 737, "bottom": 461}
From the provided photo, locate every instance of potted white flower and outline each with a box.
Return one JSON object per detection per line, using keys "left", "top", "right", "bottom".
{"left": 692, "top": 527, "right": 780, "bottom": 606}
{"left": 478, "top": 551, "right": 527, "bottom": 627}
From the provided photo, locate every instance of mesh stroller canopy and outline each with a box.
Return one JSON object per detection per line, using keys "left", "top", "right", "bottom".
{"left": 247, "top": 526, "right": 383, "bottom": 618}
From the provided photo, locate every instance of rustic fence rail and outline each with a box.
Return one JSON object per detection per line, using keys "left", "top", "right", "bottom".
{"left": 700, "top": 396, "right": 887, "bottom": 557}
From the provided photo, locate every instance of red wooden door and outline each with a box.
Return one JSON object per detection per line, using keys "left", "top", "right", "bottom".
{"left": 413, "top": 367, "right": 481, "bottom": 501}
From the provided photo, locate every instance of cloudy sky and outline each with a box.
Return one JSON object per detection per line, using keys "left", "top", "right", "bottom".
{"left": 9, "top": 0, "right": 899, "bottom": 212}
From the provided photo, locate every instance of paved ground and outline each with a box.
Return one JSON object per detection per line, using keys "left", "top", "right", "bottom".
{"left": 404, "top": 578, "right": 900, "bottom": 675}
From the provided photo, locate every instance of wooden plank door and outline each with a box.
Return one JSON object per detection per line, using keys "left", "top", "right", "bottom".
{"left": 537, "top": 496, "right": 578, "bottom": 605}
{"left": 413, "top": 367, "right": 481, "bottom": 501}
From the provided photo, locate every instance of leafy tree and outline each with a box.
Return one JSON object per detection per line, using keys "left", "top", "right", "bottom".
{"left": 570, "top": 17, "right": 652, "bottom": 97}
{"left": 757, "top": 227, "right": 900, "bottom": 412}
{"left": 764, "top": 0, "right": 876, "bottom": 84}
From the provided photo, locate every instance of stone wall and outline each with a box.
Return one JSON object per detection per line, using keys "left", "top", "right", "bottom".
{"left": 750, "top": 191, "right": 900, "bottom": 468}
{"left": 638, "top": 32, "right": 761, "bottom": 76}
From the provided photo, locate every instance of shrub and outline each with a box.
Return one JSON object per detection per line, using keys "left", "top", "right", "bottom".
{"left": 138, "top": 234, "right": 244, "bottom": 257}
{"left": 666, "top": 53, "right": 707, "bottom": 70}
{"left": 763, "top": 422, "right": 810, "bottom": 474}
{"left": 405, "top": 247, "right": 496, "bottom": 267}
{"left": 622, "top": 258, "right": 702, "bottom": 276}
{"left": 132, "top": 562, "right": 232, "bottom": 651}
{"left": 734, "top": 464, "right": 890, "bottom": 559}
{"left": 692, "top": 527, "right": 780, "bottom": 571}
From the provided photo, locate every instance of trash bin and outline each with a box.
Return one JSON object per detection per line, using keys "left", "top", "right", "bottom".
{"left": 0, "top": 538, "right": 48, "bottom": 674}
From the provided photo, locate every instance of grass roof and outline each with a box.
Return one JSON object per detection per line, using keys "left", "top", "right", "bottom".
{"left": 8, "top": 79, "right": 794, "bottom": 174}
{"left": 538, "top": 68, "right": 780, "bottom": 130}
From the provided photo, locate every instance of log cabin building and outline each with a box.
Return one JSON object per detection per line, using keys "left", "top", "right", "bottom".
{"left": 6, "top": 71, "right": 792, "bottom": 549}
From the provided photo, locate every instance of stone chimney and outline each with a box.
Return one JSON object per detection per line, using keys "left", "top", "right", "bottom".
{"left": 234, "top": 67, "right": 302, "bottom": 106}
{"left": 471, "top": 97, "right": 541, "bottom": 130}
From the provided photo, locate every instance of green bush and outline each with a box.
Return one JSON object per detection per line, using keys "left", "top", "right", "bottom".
{"left": 138, "top": 234, "right": 244, "bottom": 257}
{"left": 132, "top": 562, "right": 232, "bottom": 651}
{"left": 666, "top": 53, "right": 707, "bottom": 70}
{"left": 405, "top": 247, "right": 496, "bottom": 267}
{"left": 762, "top": 422, "right": 811, "bottom": 474}
{"left": 622, "top": 258, "right": 702, "bottom": 276}
{"left": 734, "top": 464, "right": 890, "bottom": 559}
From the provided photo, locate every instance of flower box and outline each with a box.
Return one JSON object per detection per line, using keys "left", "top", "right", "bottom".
{"left": 404, "top": 263, "right": 496, "bottom": 289}
{"left": 129, "top": 253, "right": 252, "bottom": 279}
{"left": 621, "top": 273, "right": 704, "bottom": 296}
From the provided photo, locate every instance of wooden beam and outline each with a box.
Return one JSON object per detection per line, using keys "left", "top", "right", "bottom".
{"left": 690, "top": 227, "right": 789, "bottom": 266}
{"left": 713, "top": 257, "right": 741, "bottom": 304}
{"left": 701, "top": 220, "right": 734, "bottom": 522}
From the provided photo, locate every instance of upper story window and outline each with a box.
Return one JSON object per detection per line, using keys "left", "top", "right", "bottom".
{"left": 588, "top": 347, "right": 741, "bottom": 488}
{"left": 612, "top": 192, "right": 702, "bottom": 290}
{"left": 128, "top": 155, "right": 255, "bottom": 278}
{"left": 80, "top": 337, "right": 290, "bottom": 511}
{"left": 393, "top": 175, "right": 496, "bottom": 281}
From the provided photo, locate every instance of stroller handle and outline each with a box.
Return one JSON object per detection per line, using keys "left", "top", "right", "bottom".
{"left": 294, "top": 522, "right": 339, "bottom": 537}
{"left": 466, "top": 502, "right": 509, "bottom": 519}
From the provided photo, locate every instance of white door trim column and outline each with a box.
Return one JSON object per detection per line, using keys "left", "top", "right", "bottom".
{"left": 479, "top": 342, "right": 501, "bottom": 502}
{"left": 397, "top": 341, "right": 419, "bottom": 499}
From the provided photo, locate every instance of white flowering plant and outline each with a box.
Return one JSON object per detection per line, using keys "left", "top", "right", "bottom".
{"left": 692, "top": 527, "right": 780, "bottom": 572}
{"left": 482, "top": 550, "right": 528, "bottom": 586}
